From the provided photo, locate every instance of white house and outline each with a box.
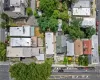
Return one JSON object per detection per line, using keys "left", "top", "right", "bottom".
{"left": 72, "top": 0, "right": 91, "bottom": 16}
{"left": 3, "top": 0, "right": 28, "bottom": 18}
{"left": 66, "top": 40, "right": 74, "bottom": 56}
{"left": 45, "top": 32, "right": 55, "bottom": 55}
{"left": 82, "top": 18, "right": 96, "bottom": 28}
{"left": 10, "top": 38, "right": 31, "bottom": 46}
{"left": 10, "top": 25, "right": 34, "bottom": 37}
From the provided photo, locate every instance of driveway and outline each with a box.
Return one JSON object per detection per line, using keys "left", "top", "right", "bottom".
{"left": 26, "top": 0, "right": 38, "bottom": 26}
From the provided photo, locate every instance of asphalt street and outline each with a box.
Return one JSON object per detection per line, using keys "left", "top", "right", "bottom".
{"left": 96, "top": 0, "right": 100, "bottom": 45}
{"left": 0, "top": 65, "right": 10, "bottom": 80}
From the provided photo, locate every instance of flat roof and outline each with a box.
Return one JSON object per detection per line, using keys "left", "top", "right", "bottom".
{"left": 74, "top": 39, "right": 83, "bottom": 56}
{"left": 73, "top": 0, "right": 90, "bottom": 8}
{"left": 73, "top": 8, "right": 90, "bottom": 16}
{"left": 38, "top": 37, "right": 43, "bottom": 47}
{"left": 36, "top": 54, "right": 44, "bottom": 61}
{"left": 7, "top": 47, "right": 40, "bottom": 57}
{"left": 10, "top": 0, "right": 21, "bottom": 6}
{"left": 10, "top": 38, "right": 31, "bottom": 46}
{"left": 31, "top": 36, "right": 37, "bottom": 47}
{"left": 67, "top": 40, "right": 74, "bottom": 56}
{"left": 82, "top": 18, "right": 96, "bottom": 28}
{"left": 45, "top": 32, "right": 54, "bottom": 54}
{"left": 83, "top": 40, "right": 92, "bottom": 54}
{"left": 10, "top": 25, "right": 31, "bottom": 36}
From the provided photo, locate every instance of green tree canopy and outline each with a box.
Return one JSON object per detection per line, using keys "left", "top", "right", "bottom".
{"left": 26, "top": 7, "right": 33, "bottom": 16}
{"left": 85, "top": 27, "right": 96, "bottom": 38}
{"left": 0, "top": 42, "right": 6, "bottom": 61}
{"left": 9, "top": 59, "right": 52, "bottom": 80}
{"left": 40, "top": 0, "right": 59, "bottom": 17}
{"left": 38, "top": 17, "right": 58, "bottom": 32}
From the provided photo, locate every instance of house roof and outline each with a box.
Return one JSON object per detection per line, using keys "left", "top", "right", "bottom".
{"left": 36, "top": 54, "right": 44, "bottom": 61}
{"left": 83, "top": 40, "right": 92, "bottom": 54}
{"left": 7, "top": 47, "right": 40, "bottom": 57}
{"left": 74, "top": 39, "right": 83, "bottom": 56}
{"left": 56, "top": 35, "right": 67, "bottom": 53}
{"left": 10, "top": 38, "right": 31, "bottom": 46}
{"left": 73, "top": 8, "right": 90, "bottom": 16}
{"left": 67, "top": 40, "right": 74, "bottom": 56}
{"left": 82, "top": 18, "right": 96, "bottom": 28}
{"left": 73, "top": 0, "right": 90, "bottom": 8}
{"left": 10, "top": 25, "right": 32, "bottom": 36}
{"left": 45, "top": 32, "right": 54, "bottom": 55}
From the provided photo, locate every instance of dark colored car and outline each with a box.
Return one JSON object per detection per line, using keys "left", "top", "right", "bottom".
{"left": 58, "top": 69, "right": 64, "bottom": 72}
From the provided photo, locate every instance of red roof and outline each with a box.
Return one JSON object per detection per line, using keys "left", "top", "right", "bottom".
{"left": 83, "top": 40, "right": 92, "bottom": 55}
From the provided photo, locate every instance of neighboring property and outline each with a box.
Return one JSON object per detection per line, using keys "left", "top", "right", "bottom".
{"left": 91, "top": 35, "right": 99, "bottom": 64}
{"left": 7, "top": 47, "right": 39, "bottom": 57}
{"left": 66, "top": 40, "right": 74, "bottom": 56}
{"left": 72, "top": 0, "right": 91, "bottom": 16}
{"left": 83, "top": 40, "right": 92, "bottom": 55}
{"left": 10, "top": 25, "right": 34, "bottom": 37}
{"left": 56, "top": 35, "right": 67, "bottom": 54}
{"left": 81, "top": 18, "right": 96, "bottom": 28}
{"left": 10, "top": 38, "right": 31, "bottom": 46}
{"left": 3, "top": 0, "right": 28, "bottom": 18}
{"left": 45, "top": 32, "right": 55, "bottom": 55}
{"left": 74, "top": 39, "right": 83, "bottom": 56}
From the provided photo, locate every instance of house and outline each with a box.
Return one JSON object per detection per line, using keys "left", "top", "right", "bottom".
{"left": 45, "top": 32, "right": 55, "bottom": 55}
{"left": 81, "top": 18, "right": 96, "bottom": 28}
{"left": 10, "top": 38, "right": 31, "bottom": 46}
{"left": 3, "top": 0, "right": 28, "bottom": 18}
{"left": 83, "top": 40, "right": 92, "bottom": 55}
{"left": 10, "top": 25, "right": 34, "bottom": 37}
{"left": 56, "top": 35, "right": 67, "bottom": 54}
{"left": 91, "top": 35, "right": 99, "bottom": 64}
{"left": 36, "top": 54, "right": 44, "bottom": 61}
{"left": 66, "top": 40, "right": 74, "bottom": 56}
{"left": 74, "top": 39, "right": 83, "bottom": 56}
{"left": 72, "top": 0, "right": 91, "bottom": 16}
{"left": 7, "top": 47, "right": 39, "bottom": 57}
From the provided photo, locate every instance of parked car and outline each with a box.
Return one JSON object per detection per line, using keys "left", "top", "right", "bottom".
{"left": 96, "top": 21, "right": 99, "bottom": 33}
{"left": 58, "top": 69, "right": 64, "bottom": 72}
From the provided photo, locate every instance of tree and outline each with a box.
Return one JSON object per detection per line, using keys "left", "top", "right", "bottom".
{"left": 26, "top": 7, "right": 33, "bottom": 16}
{"left": 40, "top": 0, "right": 59, "bottom": 17}
{"left": 1, "top": 13, "right": 9, "bottom": 23}
{"left": 98, "top": 46, "right": 100, "bottom": 56}
{"left": 63, "top": 56, "right": 68, "bottom": 65}
{"left": 58, "top": 11, "right": 69, "bottom": 21}
{"left": 85, "top": 27, "right": 96, "bottom": 38}
{"left": 38, "top": 17, "right": 58, "bottom": 32}
{"left": 51, "top": 10, "right": 59, "bottom": 19}
{"left": 48, "top": 18, "right": 58, "bottom": 32}
{"left": 0, "top": 42, "right": 6, "bottom": 61}
{"left": 9, "top": 60, "right": 52, "bottom": 80}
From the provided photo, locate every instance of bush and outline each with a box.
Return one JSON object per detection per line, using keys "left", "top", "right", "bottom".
{"left": 26, "top": 7, "right": 33, "bottom": 16}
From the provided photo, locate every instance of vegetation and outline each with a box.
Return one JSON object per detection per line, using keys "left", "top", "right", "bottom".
{"left": 38, "top": 17, "right": 58, "bottom": 32}
{"left": 0, "top": 42, "right": 6, "bottom": 61}
{"left": 78, "top": 55, "right": 88, "bottom": 66}
{"left": 98, "top": 46, "right": 100, "bottom": 56}
{"left": 26, "top": 7, "right": 33, "bottom": 16}
{"left": 40, "top": 0, "right": 59, "bottom": 17}
{"left": 9, "top": 59, "right": 52, "bottom": 80}
{"left": 0, "top": 13, "right": 10, "bottom": 29}
{"left": 63, "top": 56, "right": 68, "bottom": 65}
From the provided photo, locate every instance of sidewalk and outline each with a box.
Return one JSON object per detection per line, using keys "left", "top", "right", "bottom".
{"left": 91, "top": 0, "right": 96, "bottom": 18}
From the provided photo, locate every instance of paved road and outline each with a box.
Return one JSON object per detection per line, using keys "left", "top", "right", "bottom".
{"left": 0, "top": 65, "right": 10, "bottom": 80}
{"left": 96, "top": 0, "right": 100, "bottom": 45}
